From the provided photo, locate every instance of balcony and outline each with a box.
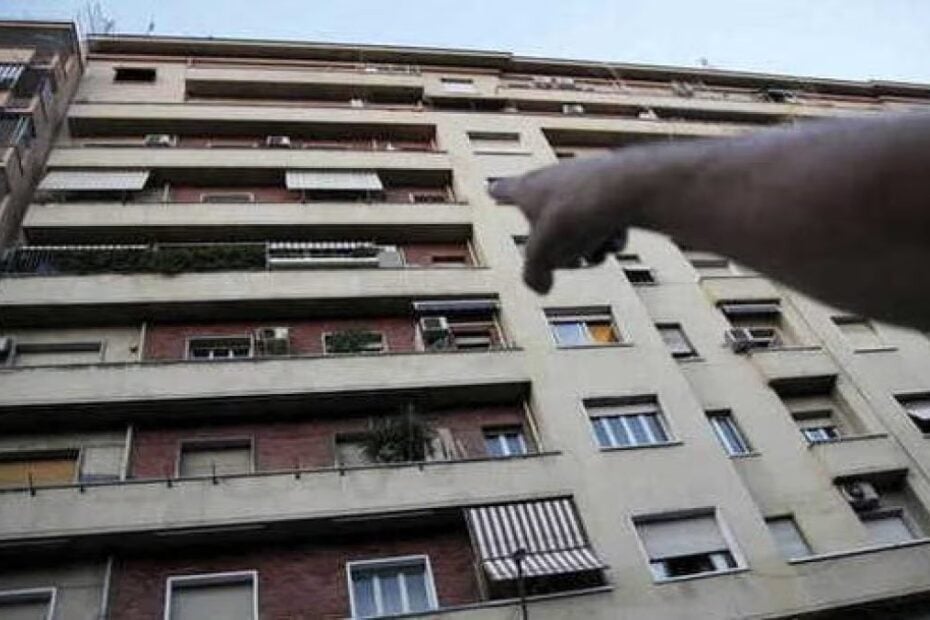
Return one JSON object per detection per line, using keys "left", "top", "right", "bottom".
{"left": 0, "top": 447, "right": 559, "bottom": 540}
{"left": 749, "top": 346, "right": 839, "bottom": 384}
{"left": 807, "top": 433, "right": 908, "bottom": 479}
{"left": 1, "top": 241, "right": 478, "bottom": 277}
{"left": 0, "top": 347, "right": 526, "bottom": 410}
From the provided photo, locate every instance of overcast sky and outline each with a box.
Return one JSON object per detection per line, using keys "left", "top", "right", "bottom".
{"left": 5, "top": 0, "right": 930, "bottom": 84}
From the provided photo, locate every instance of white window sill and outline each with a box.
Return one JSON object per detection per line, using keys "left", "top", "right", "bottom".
{"left": 805, "top": 432, "right": 887, "bottom": 448}
{"left": 598, "top": 440, "right": 683, "bottom": 453}
{"left": 555, "top": 342, "right": 633, "bottom": 350}
{"left": 852, "top": 345, "right": 898, "bottom": 354}
{"left": 728, "top": 451, "right": 762, "bottom": 460}
{"left": 787, "top": 536, "right": 930, "bottom": 565}
{"left": 652, "top": 566, "right": 749, "bottom": 585}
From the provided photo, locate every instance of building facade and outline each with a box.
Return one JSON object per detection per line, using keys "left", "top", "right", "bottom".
{"left": 2, "top": 27, "right": 930, "bottom": 619}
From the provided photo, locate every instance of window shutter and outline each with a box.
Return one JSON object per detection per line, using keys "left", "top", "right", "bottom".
{"left": 637, "top": 514, "right": 728, "bottom": 560}
{"left": 171, "top": 581, "right": 254, "bottom": 620}
{"left": 863, "top": 515, "right": 914, "bottom": 546}
{"left": 80, "top": 444, "right": 125, "bottom": 481}
{"left": 767, "top": 518, "right": 810, "bottom": 559}
{"left": 0, "top": 597, "right": 51, "bottom": 620}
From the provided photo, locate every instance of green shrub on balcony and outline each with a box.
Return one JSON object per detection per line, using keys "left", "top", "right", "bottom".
{"left": 325, "top": 329, "right": 384, "bottom": 354}
{"left": 362, "top": 407, "right": 435, "bottom": 463}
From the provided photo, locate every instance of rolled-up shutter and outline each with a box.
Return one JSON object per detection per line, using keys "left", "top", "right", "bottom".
{"left": 636, "top": 514, "right": 728, "bottom": 560}
{"left": 80, "top": 444, "right": 125, "bottom": 481}
{"left": 38, "top": 170, "right": 150, "bottom": 191}
{"left": 285, "top": 170, "right": 383, "bottom": 191}
{"left": 412, "top": 299, "right": 499, "bottom": 315}
{"left": 465, "top": 498, "right": 605, "bottom": 581}
{"left": 171, "top": 579, "right": 255, "bottom": 620}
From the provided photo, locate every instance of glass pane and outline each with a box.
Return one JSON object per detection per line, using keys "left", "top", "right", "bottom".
{"left": 484, "top": 435, "right": 504, "bottom": 457}
{"left": 608, "top": 417, "right": 633, "bottom": 447}
{"left": 351, "top": 574, "right": 377, "bottom": 619}
{"left": 642, "top": 414, "right": 668, "bottom": 443}
{"left": 505, "top": 433, "right": 527, "bottom": 455}
{"left": 626, "top": 415, "right": 650, "bottom": 445}
{"left": 551, "top": 322, "right": 589, "bottom": 346}
{"left": 379, "top": 572, "right": 403, "bottom": 616}
{"left": 402, "top": 566, "right": 430, "bottom": 612}
{"left": 592, "top": 419, "right": 612, "bottom": 448}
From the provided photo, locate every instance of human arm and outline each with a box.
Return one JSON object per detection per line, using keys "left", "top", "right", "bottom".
{"left": 490, "top": 113, "right": 930, "bottom": 330}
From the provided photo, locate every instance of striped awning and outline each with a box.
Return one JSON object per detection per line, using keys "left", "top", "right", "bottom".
{"left": 466, "top": 498, "right": 606, "bottom": 581}
{"left": 38, "top": 170, "right": 151, "bottom": 192}
{"left": 0, "top": 63, "right": 24, "bottom": 85}
{"left": 285, "top": 170, "right": 383, "bottom": 191}
{"left": 413, "top": 299, "right": 499, "bottom": 315}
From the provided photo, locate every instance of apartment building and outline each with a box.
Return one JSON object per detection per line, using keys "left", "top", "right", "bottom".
{"left": 0, "top": 21, "right": 82, "bottom": 251}
{"left": 2, "top": 26, "right": 930, "bottom": 619}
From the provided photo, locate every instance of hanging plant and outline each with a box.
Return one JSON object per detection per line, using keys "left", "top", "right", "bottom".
{"left": 362, "top": 405, "right": 435, "bottom": 463}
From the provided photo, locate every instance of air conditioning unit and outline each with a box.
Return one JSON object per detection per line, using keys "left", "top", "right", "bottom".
{"left": 419, "top": 316, "right": 451, "bottom": 349}
{"left": 562, "top": 103, "right": 585, "bottom": 115}
{"left": 349, "top": 98, "right": 365, "bottom": 108}
{"left": 840, "top": 481, "right": 880, "bottom": 511}
{"left": 254, "top": 327, "right": 290, "bottom": 356}
{"left": 144, "top": 133, "right": 177, "bottom": 147}
{"left": 0, "top": 336, "right": 13, "bottom": 361}
{"left": 725, "top": 328, "right": 758, "bottom": 354}
{"left": 265, "top": 135, "right": 292, "bottom": 148}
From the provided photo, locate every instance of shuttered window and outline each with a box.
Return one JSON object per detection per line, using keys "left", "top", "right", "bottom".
{"left": 167, "top": 572, "right": 256, "bottom": 620}
{"left": 0, "top": 589, "right": 54, "bottom": 620}
{"left": 833, "top": 316, "right": 884, "bottom": 349}
{"left": 862, "top": 512, "right": 915, "bottom": 546}
{"left": 38, "top": 170, "right": 150, "bottom": 192}
{"left": 766, "top": 517, "right": 811, "bottom": 559}
{"left": 657, "top": 324, "right": 696, "bottom": 358}
{"left": 635, "top": 512, "right": 740, "bottom": 580}
{"left": 285, "top": 170, "right": 383, "bottom": 191}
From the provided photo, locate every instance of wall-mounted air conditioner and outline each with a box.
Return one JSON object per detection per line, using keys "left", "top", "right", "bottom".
{"left": 840, "top": 481, "right": 880, "bottom": 511}
{"left": 144, "top": 134, "right": 177, "bottom": 147}
{"left": 265, "top": 135, "right": 292, "bottom": 148}
{"left": 254, "top": 327, "right": 290, "bottom": 356}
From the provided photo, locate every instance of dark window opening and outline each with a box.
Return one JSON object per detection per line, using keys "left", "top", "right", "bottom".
{"left": 114, "top": 67, "right": 157, "bottom": 82}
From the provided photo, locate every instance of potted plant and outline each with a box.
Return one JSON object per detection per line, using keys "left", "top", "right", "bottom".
{"left": 362, "top": 405, "right": 435, "bottom": 463}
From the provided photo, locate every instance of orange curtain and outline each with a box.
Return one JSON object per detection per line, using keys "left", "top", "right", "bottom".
{"left": 0, "top": 457, "right": 77, "bottom": 488}
{"left": 589, "top": 323, "right": 618, "bottom": 344}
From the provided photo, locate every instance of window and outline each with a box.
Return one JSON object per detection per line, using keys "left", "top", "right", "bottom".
{"left": 178, "top": 441, "right": 252, "bottom": 477}
{"left": 348, "top": 556, "right": 437, "bottom": 618}
{"left": 440, "top": 77, "right": 476, "bottom": 93}
{"left": 634, "top": 512, "right": 741, "bottom": 581}
{"left": 656, "top": 324, "right": 697, "bottom": 358}
{"left": 720, "top": 301, "right": 790, "bottom": 348}
{"left": 12, "top": 341, "right": 103, "bottom": 367}
{"left": 409, "top": 191, "right": 448, "bottom": 204}
{"left": 483, "top": 427, "right": 528, "bottom": 458}
{"left": 766, "top": 517, "right": 811, "bottom": 559}
{"left": 114, "top": 66, "right": 156, "bottom": 82}
{"left": 0, "top": 588, "right": 55, "bottom": 619}
{"left": 468, "top": 131, "right": 524, "bottom": 153}
{"left": 587, "top": 398, "right": 672, "bottom": 449}
{"left": 707, "top": 411, "right": 752, "bottom": 456}
{"left": 780, "top": 385, "right": 861, "bottom": 442}
{"left": 800, "top": 424, "right": 839, "bottom": 444}
{"left": 166, "top": 571, "right": 257, "bottom": 620}
{"left": 897, "top": 395, "right": 930, "bottom": 433}
{"left": 546, "top": 308, "right": 619, "bottom": 347}
{"left": 199, "top": 192, "right": 255, "bottom": 203}
{"left": 690, "top": 257, "right": 738, "bottom": 277}
{"left": 447, "top": 317, "right": 496, "bottom": 350}
{"left": 615, "top": 253, "right": 656, "bottom": 284}
{"left": 833, "top": 316, "right": 884, "bottom": 349}
{"left": 188, "top": 336, "right": 253, "bottom": 360}
{"left": 862, "top": 512, "right": 916, "bottom": 545}
{"left": 0, "top": 451, "right": 78, "bottom": 488}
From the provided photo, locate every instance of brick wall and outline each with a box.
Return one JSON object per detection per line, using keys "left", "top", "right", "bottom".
{"left": 129, "top": 404, "right": 529, "bottom": 478}
{"left": 109, "top": 524, "right": 480, "bottom": 619}
{"left": 143, "top": 318, "right": 416, "bottom": 360}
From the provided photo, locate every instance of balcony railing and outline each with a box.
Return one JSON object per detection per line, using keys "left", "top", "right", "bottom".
{"left": 0, "top": 115, "right": 34, "bottom": 149}
{"left": 0, "top": 241, "right": 429, "bottom": 276}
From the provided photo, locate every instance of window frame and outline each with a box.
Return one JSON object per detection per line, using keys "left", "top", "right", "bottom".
{"left": 0, "top": 449, "right": 80, "bottom": 488}
{"left": 0, "top": 587, "right": 57, "bottom": 620}
{"left": 482, "top": 426, "right": 528, "bottom": 458}
{"left": 346, "top": 555, "right": 438, "bottom": 619}
{"left": 163, "top": 570, "right": 258, "bottom": 620}
{"left": 186, "top": 335, "right": 254, "bottom": 361}
{"left": 585, "top": 397, "right": 674, "bottom": 450}
{"left": 176, "top": 438, "right": 255, "bottom": 478}
{"left": 545, "top": 308, "right": 621, "bottom": 348}
{"left": 897, "top": 394, "right": 930, "bottom": 433}
{"left": 656, "top": 323, "right": 697, "bottom": 359}
{"left": 632, "top": 508, "right": 746, "bottom": 583}
{"left": 707, "top": 411, "right": 753, "bottom": 456}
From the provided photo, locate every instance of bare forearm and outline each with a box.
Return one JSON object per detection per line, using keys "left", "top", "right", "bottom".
{"left": 629, "top": 114, "right": 930, "bottom": 329}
